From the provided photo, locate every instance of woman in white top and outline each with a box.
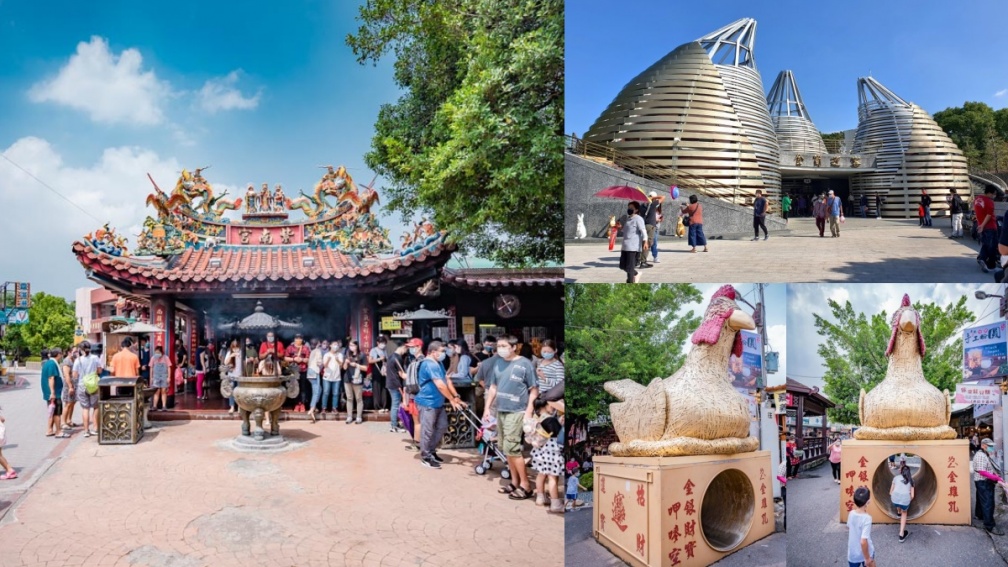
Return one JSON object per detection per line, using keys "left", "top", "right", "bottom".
{"left": 890, "top": 462, "right": 915, "bottom": 542}
{"left": 321, "top": 339, "right": 344, "bottom": 414}
{"left": 223, "top": 340, "right": 242, "bottom": 414}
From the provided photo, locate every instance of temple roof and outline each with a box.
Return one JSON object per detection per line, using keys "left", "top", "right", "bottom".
{"left": 72, "top": 233, "right": 455, "bottom": 294}
{"left": 441, "top": 268, "right": 563, "bottom": 290}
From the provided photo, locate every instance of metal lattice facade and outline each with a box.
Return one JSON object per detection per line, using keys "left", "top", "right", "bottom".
{"left": 582, "top": 19, "right": 777, "bottom": 202}
{"left": 767, "top": 70, "right": 827, "bottom": 155}
{"left": 850, "top": 77, "right": 970, "bottom": 218}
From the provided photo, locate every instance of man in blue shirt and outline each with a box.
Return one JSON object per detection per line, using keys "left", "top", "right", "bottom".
{"left": 41, "top": 347, "right": 65, "bottom": 438}
{"left": 414, "top": 340, "right": 465, "bottom": 469}
{"left": 827, "top": 190, "right": 842, "bottom": 237}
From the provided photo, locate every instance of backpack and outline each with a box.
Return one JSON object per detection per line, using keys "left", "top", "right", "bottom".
{"left": 404, "top": 358, "right": 422, "bottom": 395}
{"left": 83, "top": 371, "right": 100, "bottom": 395}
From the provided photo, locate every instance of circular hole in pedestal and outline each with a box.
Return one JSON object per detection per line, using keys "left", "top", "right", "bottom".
{"left": 871, "top": 454, "right": 938, "bottom": 521}
{"left": 700, "top": 468, "right": 755, "bottom": 552}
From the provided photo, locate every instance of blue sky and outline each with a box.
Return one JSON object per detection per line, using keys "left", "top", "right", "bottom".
{"left": 787, "top": 283, "right": 1003, "bottom": 395}
{"left": 0, "top": 1, "right": 450, "bottom": 299}
{"left": 566, "top": 0, "right": 1008, "bottom": 137}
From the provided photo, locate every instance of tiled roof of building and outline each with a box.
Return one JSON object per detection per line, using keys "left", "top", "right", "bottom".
{"left": 440, "top": 268, "right": 563, "bottom": 290}
{"left": 72, "top": 233, "right": 455, "bottom": 293}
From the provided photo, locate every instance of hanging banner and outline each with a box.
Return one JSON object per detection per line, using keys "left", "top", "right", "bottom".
{"left": 773, "top": 391, "right": 787, "bottom": 414}
{"left": 963, "top": 321, "right": 1008, "bottom": 380}
{"left": 955, "top": 383, "right": 1002, "bottom": 406}
{"left": 729, "top": 330, "right": 763, "bottom": 390}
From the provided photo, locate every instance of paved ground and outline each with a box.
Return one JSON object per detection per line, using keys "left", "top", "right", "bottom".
{"left": 0, "top": 380, "right": 562, "bottom": 567}
{"left": 565, "top": 217, "right": 995, "bottom": 283}
{"left": 788, "top": 461, "right": 1008, "bottom": 566}
{"left": 564, "top": 492, "right": 785, "bottom": 567}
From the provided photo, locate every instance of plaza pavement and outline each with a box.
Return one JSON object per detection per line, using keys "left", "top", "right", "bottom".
{"left": 565, "top": 217, "right": 994, "bottom": 283}
{"left": 788, "top": 461, "right": 1008, "bottom": 566}
{"left": 0, "top": 373, "right": 562, "bottom": 567}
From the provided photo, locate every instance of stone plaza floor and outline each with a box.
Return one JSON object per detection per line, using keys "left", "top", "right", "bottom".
{"left": 0, "top": 373, "right": 563, "bottom": 567}
{"left": 565, "top": 217, "right": 995, "bottom": 283}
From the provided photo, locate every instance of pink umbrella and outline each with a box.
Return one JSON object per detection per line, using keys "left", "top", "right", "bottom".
{"left": 593, "top": 185, "right": 650, "bottom": 202}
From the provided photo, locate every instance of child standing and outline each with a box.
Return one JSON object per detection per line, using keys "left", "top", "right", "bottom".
{"left": 918, "top": 204, "right": 925, "bottom": 226}
{"left": 566, "top": 468, "right": 586, "bottom": 510}
{"left": 848, "top": 486, "right": 876, "bottom": 567}
{"left": 890, "top": 462, "right": 914, "bottom": 542}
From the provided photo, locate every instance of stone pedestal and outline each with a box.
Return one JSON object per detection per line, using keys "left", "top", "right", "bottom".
{"left": 593, "top": 452, "right": 775, "bottom": 567}
{"left": 839, "top": 439, "right": 969, "bottom": 525}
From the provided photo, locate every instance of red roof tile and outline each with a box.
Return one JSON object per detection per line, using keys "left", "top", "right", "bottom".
{"left": 72, "top": 235, "right": 455, "bottom": 293}
{"left": 440, "top": 268, "right": 563, "bottom": 290}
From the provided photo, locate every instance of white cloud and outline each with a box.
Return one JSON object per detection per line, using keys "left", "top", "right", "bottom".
{"left": 197, "top": 70, "right": 261, "bottom": 113}
{"left": 0, "top": 136, "right": 183, "bottom": 298}
{"left": 28, "top": 36, "right": 170, "bottom": 126}
{"left": 996, "top": 89, "right": 1007, "bottom": 98}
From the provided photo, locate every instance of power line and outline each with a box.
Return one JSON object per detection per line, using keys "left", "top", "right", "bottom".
{"left": 0, "top": 152, "right": 102, "bottom": 223}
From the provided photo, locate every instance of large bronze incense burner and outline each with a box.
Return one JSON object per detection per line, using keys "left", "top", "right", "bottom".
{"left": 219, "top": 302, "right": 300, "bottom": 444}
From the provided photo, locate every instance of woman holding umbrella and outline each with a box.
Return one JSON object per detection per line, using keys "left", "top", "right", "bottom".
{"left": 620, "top": 201, "right": 648, "bottom": 283}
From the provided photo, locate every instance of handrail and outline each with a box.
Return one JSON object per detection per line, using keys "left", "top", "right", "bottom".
{"left": 565, "top": 135, "right": 742, "bottom": 202}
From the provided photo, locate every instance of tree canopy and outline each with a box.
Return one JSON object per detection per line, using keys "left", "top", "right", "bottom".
{"left": 933, "top": 102, "right": 1008, "bottom": 171}
{"left": 565, "top": 284, "right": 703, "bottom": 422}
{"left": 814, "top": 296, "right": 974, "bottom": 425}
{"left": 347, "top": 0, "right": 563, "bottom": 266}
{"left": 0, "top": 292, "right": 75, "bottom": 359}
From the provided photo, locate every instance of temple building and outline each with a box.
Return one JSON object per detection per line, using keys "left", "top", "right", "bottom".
{"left": 72, "top": 165, "right": 562, "bottom": 409}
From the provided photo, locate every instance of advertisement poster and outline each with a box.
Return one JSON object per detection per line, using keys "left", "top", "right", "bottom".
{"left": 963, "top": 321, "right": 1008, "bottom": 380}
{"left": 955, "top": 382, "right": 1002, "bottom": 406}
{"left": 729, "top": 330, "right": 763, "bottom": 390}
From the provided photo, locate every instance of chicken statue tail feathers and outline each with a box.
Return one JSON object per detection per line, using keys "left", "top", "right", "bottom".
{"left": 606, "top": 378, "right": 667, "bottom": 444}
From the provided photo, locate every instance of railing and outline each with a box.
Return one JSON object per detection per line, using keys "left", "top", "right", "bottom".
{"left": 566, "top": 134, "right": 743, "bottom": 202}
{"left": 969, "top": 169, "right": 1008, "bottom": 193}
{"left": 800, "top": 436, "right": 827, "bottom": 463}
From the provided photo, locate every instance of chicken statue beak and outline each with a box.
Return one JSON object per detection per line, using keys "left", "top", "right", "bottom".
{"left": 899, "top": 309, "right": 917, "bottom": 333}
{"left": 728, "top": 308, "right": 756, "bottom": 332}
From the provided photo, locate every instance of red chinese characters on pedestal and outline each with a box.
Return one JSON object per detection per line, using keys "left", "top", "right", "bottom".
{"left": 669, "top": 548, "right": 682, "bottom": 566}
{"left": 635, "top": 533, "right": 645, "bottom": 556}
{"left": 943, "top": 464, "right": 959, "bottom": 512}
{"left": 684, "top": 498, "right": 695, "bottom": 516}
{"left": 683, "top": 479, "right": 695, "bottom": 495}
{"left": 637, "top": 483, "right": 646, "bottom": 507}
{"left": 600, "top": 513, "right": 606, "bottom": 531}
{"left": 684, "top": 540, "right": 696, "bottom": 559}
{"left": 668, "top": 501, "right": 681, "bottom": 520}
{"left": 612, "top": 492, "right": 629, "bottom": 532}
{"left": 668, "top": 524, "right": 680, "bottom": 543}
{"left": 683, "top": 519, "right": 695, "bottom": 537}
{"left": 601, "top": 476, "right": 606, "bottom": 494}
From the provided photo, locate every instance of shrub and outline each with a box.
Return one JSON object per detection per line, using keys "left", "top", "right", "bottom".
{"left": 580, "top": 471, "right": 593, "bottom": 491}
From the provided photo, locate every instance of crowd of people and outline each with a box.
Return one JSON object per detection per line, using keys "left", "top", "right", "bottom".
{"left": 17, "top": 332, "right": 568, "bottom": 516}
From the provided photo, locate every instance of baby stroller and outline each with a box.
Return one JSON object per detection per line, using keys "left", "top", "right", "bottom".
{"left": 459, "top": 406, "right": 510, "bottom": 479}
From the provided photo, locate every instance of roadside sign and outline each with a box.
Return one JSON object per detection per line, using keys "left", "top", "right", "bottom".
{"left": 7, "top": 309, "right": 28, "bottom": 325}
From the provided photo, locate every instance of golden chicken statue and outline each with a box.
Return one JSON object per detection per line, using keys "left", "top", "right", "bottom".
{"left": 854, "top": 294, "right": 955, "bottom": 440}
{"left": 604, "top": 285, "right": 760, "bottom": 456}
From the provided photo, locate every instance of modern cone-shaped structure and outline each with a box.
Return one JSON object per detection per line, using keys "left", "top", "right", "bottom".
{"left": 583, "top": 18, "right": 779, "bottom": 201}
{"left": 767, "top": 70, "right": 827, "bottom": 154}
{"left": 850, "top": 77, "right": 969, "bottom": 218}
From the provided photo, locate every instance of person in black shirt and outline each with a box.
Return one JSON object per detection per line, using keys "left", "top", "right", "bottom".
{"left": 385, "top": 340, "right": 407, "bottom": 433}
{"left": 949, "top": 187, "right": 964, "bottom": 238}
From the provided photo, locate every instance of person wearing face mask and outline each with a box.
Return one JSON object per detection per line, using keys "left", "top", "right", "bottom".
{"left": 285, "top": 334, "right": 312, "bottom": 412}
{"left": 415, "top": 340, "right": 466, "bottom": 468}
{"left": 306, "top": 339, "right": 324, "bottom": 422}
{"left": 385, "top": 340, "right": 407, "bottom": 433}
{"left": 534, "top": 339, "right": 563, "bottom": 392}
{"left": 322, "top": 338, "right": 344, "bottom": 415}
{"left": 71, "top": 341, "right": 104, "bottom": 437}
{"left": 446, "top": 340, "right": 474, "bottom": 383}
{"left": 620, "top": 201, "right": 648, "bottom": 283}
{"left": 342, "top": 340, "right": 369, "bottom": 424}
{"left": 973, "top": 438, "right": 1004, "bottom": 535}
{"left": 368, "top": 336, "right": 389, "bottom": 414}
{"left": 483, "top": 335, "right": 539, "bottom": 499}
{"left": 258, "top": 333, "right": 284, "bottom": 367}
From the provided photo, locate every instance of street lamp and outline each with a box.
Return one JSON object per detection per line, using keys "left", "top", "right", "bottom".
{"left": 975, "top": 289, "right": 1008, "bottom": 318}
{"left": 975, "top": 291, "right": 1002, "bottom": 300}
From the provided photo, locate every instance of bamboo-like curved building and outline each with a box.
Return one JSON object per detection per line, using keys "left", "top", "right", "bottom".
{"left": 767, "top": 70, "right": 827, "bottom": 155}
{"left": 582, "top": 18, "right": 779, "bottom": 202}
{"left": 849, "top": 77, "right": 970, "bottom": 218}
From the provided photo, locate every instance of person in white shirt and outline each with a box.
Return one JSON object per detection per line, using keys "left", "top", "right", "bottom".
{"left": 71, "top": 341, "right": 104, "bottom": 437}
{"left": 306, "top": 339, "right": 324, "bottom": 422}
{"left": 322, "top": 339, "right": 344, "bottom": 415}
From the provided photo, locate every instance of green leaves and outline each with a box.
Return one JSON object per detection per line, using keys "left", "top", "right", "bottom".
{"left": 565, "top": 284, "right": 704, "bottom": 421}
{"left": 347, "top": 0, "right": 563, "bottom": 266}
{"left": 1, "top": 292, "right": 75, "bottom": 358}
{"left": 814, "top": 296, "right": 974, "bottom": 425}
